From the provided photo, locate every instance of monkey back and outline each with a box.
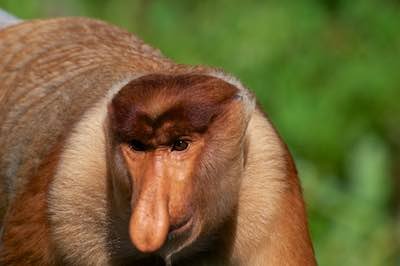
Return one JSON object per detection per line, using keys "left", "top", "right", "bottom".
{"left": 0, "top": 17, "right": 172, "bottom": 223}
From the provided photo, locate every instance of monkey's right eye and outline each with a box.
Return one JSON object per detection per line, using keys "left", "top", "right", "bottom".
{"left": 128, "top": 140, "right": 147, "bottom": 151}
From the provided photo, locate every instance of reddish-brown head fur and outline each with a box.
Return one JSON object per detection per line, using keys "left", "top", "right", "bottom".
{"left": 110, "top": 74, "right": 238, "bottom": 144}
{"left": 108, "top": 74, "right": 249, "bottom": 255}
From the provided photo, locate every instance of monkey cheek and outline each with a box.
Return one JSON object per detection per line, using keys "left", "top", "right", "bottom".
{"left": 129, "top": 204, "right": 170, "bottom": 253}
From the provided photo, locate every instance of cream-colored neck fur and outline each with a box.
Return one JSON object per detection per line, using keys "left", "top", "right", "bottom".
{"left": 230, "top": 109, "right": 290, "bottom": 265}
{"left": 48, "top": 79, "right": 133, "bottom": 265}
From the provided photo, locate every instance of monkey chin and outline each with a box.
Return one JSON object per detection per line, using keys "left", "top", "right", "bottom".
{"left": 168, "top": 216, "right": 193, "bottom": 237}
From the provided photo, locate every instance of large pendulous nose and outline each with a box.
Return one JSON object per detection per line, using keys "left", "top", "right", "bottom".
{"left": 127, "top": 152, "right": 193, "bottom": 253}
{"left": 129, "top": 185, "right": 170, "bottom": 253}
{"left": 128, "top": 171, "right": 172, "bottom": 254}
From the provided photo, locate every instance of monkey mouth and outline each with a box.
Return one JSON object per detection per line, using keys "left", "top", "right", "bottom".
{"left": 168, "top": 216, "right": 193, "bottom": 237}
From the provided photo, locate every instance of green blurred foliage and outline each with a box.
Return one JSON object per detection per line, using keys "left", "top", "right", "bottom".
{"left": 1, "top": 0, "right": 399, "bottom": 265}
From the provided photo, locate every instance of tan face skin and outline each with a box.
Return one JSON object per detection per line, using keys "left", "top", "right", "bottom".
{"left": 120, "top": 136, "right": 205, "bottom": 253}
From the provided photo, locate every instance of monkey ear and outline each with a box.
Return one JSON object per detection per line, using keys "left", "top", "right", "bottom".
{"left": 198, "top": 71, "right": 256, "bottom": 144}
{"left": 206, "top": 70, "right": 256, "bottom": 126}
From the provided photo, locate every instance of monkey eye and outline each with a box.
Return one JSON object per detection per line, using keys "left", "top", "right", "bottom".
{"left": 171, "top": 139, "right": 189, "bottom": 152}
{"left": 129, "top": 140, "right": 147, "bottom": 152}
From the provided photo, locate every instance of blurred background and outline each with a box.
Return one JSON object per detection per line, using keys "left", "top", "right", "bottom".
{"left": 1, "top": 0, "right": 399, "bottom": 265}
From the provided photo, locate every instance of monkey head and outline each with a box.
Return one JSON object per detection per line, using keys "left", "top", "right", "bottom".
{"left": 106, "top": 73, "right": 253, "bottom": 258}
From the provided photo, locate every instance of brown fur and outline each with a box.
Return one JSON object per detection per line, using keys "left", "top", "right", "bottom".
{"left": 0, "top": 142, "right": 62, "bottom": 265}
{"left": 110, "top": 74, "right": 238, "bottom": 145}
{"left": 0, "top": 17, "right": 316, "bottom": 265}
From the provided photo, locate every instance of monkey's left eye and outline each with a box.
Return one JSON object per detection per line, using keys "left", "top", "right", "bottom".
{"left": 129, "top": 140, "right": 148, "bottom": 151}
{"left": 171, "top": 139, "right": 189, "bottom": 151}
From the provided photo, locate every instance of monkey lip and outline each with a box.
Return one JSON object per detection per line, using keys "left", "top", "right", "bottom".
{"left": 168, "top": 216, "right": 193, "bottom": 236}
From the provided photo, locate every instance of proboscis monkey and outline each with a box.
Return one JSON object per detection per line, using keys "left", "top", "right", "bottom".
{"left": 0, "top": 16, "right": 316, "bottom": 266}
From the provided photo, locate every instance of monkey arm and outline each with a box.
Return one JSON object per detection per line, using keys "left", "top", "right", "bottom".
{"left": 0, "top": 142, "right": 62, "bottom": 265}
